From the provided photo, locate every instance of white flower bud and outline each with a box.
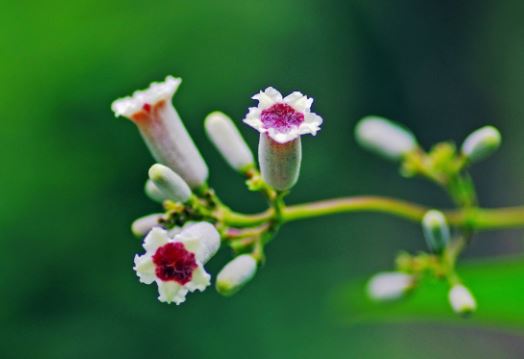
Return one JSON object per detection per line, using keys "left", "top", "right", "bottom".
{"left": 422, "top": 210, "right": 450, "bottom": 253}
{"left": 174, "top": 222, "right": 220, "bottom": 264}
{"left": 144, "top": 179, "right": 166, "bottom": 203}
{"left": 111, "top": 76, "right": 208, "bottom": 188}
{"left": 148, "top": 164, "right": 191, "bottom": 203}
{"left": 258, "top": 134, "right": 301, "bottom": 191}
{"left": 461, "top": 126, "right": 501, "bottom": 163}
{"left": 216, "top": 254, "right": 257, "bottom": 296}
{"left": 205, "top": 111, "right": 254, "bottom": 173}
{"left": 131, "top": 213, "right": 164, "bottom": 237}
{"left": 367, "top": 272, "right": 414, "bottom": 301}
{"left": 449, "top": 284, "right": 477, "bottom": 315}
{"left": 355, "top": 116, "right": 418, "bottom": 160}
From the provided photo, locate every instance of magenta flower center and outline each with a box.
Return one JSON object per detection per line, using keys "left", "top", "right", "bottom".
{"left": 261, "top": 103, "right": 304, "bottom": 132}
{"left": 152, "top": 242, "right": 197, "bottom": 284}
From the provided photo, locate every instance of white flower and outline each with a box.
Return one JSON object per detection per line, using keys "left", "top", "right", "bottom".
{"left": 243, "top": 87, "right": 323, "bottom": 144}
{"left": 449, "top": 284, "right": 477, "bottom": 315}
{"left": 133, "top": 223, "right": 220, "bottom": 304}
{"left": 216, "top": 254, "right": 257, "bottom": 296}
{"left": 111, "top": 76, "right": 208, "bottom": 189}
{"left": 367, "top": 272, "right": 414, "bottom": 301}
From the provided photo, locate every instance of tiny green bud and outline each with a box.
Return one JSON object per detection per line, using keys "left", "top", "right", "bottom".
{"left": 131, "top": 213, "right": 164, "bottom": 237}
{"left": 461, "top": 126, "right": 501, "bottom": 163}
{"left": 205, "top": 111, "right": 255, "bottom": 173}
{"left": 355, "top": 116, "right": 418, "bottom": 160}
{"left": 148, "top": 164, "right": 191, "bottom": 203}
{"left": 422, "top": 210, "right": 450, "bottom": 253}
{"left": 258, "top": 134, "right": 301, "bottom": 191}
{"left": 216, "top": 254, "right": 257, "bottom": 296}
{"left": 144, "top": 179, "right": 166, "bottom": 203}
{"left": 449, "top": 284, "right": 477, "bottom": 315}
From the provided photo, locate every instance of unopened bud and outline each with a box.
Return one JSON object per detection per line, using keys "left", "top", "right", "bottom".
{"left": 422, "top": 210, "right": 450, "bottom": 253}
{"left": 205, "top": 111, "right": 254, "bottom": 173}
{"left": 216, "top": 254, "right": 257, "bottom": 296}
{"left": 461, "top": 126, "right": 501, "bottom": 163}
{"left": 449, "top": 284, "right": 477, "bottom": 315}
{"left": 131, "top": 213, "right": 164, "bottom": 237}
{"left": 111, "top": 76, "right": 208, "bottom": 188}
{"left": 174, "top": 222, "right": 220, "bottom": 264}
{"left": 367, "top": 272, "right": 414, "bottom": 301}
{"left": 258, "top": 134, "right": 301, "bottom": 191}
{"left": 355, "top": 116, "right": 418, "bottom": 160}
{"left": 144, "top": 179, "right": 166, "bottom": 203}
{"left": 148, "top": 164, "right": 191, "bottom": 203}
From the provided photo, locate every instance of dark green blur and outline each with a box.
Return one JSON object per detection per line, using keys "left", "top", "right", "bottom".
{"left": 1, "top": 0, "right": 524, "bottom": 358}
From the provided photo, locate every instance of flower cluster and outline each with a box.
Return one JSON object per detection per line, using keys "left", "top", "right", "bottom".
{"left": 112, "top": 76, "right": 323, "bottom": 304}
{"left": 112, "top": 75, "right": 507, "bottom": 319}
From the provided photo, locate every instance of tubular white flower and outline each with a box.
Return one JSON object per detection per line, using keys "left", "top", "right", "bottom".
{"left": 355, "top": 116, "right": 418, "bottom": 160}
{"left": 258, "top": 134, "right": 302, "bottom": 191}
{"left": 243, "top": 87, "right": 322, "bottom": 191}
{"left": 422, "top": 210, "right": 450, "bottom": 253}
{"left": 148, "top": 164, "right": 191, "bottom": 203}
{"left": 461, "top": 126, "right": 501, "bottom": 163}
{"left": 205, "top": 111, "right": 255, "bottom": 173}
{"left": 175, "top": 222, "right": 221, "bottom": 264}
{"left": 133, "top": 224, "right": 220, "bottom": 305}
{"left": 449, "top": 284, "right": 477, "bottom": 315}
{"left": 216, "top": 254, "right": 257, "bottom": 296}
{"left": 144, "top": 179, "right": 166, "bottom": 203}
{"left": 367, "top": 272, "right": 414, "bottom": 301}
{"left": 131, "top": 213, "right": 164, "bottom": 237}
{"left": 111, "top": 76, "right": 208, "bottom": 188}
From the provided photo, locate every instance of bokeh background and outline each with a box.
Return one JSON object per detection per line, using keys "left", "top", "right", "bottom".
{"left": 2, "top": 0, "right": 524, "bottom": 358}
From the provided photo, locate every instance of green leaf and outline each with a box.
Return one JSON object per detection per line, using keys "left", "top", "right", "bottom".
{"left": 330, "top": 256, "right": 524, "bottom": 330}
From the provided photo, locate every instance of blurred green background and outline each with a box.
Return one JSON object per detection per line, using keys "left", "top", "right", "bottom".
{"left": 2, "top": 0, "right": 524, "bottom": 358}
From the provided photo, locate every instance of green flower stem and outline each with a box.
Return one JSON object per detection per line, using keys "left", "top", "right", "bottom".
{"left": 221, "top": 195, "right": 524, "bottom": 231}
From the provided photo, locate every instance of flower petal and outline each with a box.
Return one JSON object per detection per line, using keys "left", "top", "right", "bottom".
{"left": 185, "top": 265, "right": 211, "bottom": 292}
{"left": 133, "top": 254, "right": 156, "bottom": 284}
{"left": 143, "top": 227, "right": 170, "bottom": 252}
{"left": 284, "top": 92, "right": 313, "bottom": 113}
{"left": 157, "top": 281, "right": 188, "bottom": 304}
{"left": 252, "top": 87, "right": 282, "bottom": 109}
{"left": 298, "top": 113, "right": 323, "bottom": 136}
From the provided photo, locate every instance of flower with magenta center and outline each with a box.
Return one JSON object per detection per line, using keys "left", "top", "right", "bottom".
{"left": 243, "top": 87, "right": 323, "bottom": 191}
{"left": 133, "top": 223, "right": 220, "bottom": 304}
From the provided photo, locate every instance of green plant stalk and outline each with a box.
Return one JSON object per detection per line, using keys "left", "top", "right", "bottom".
{"left": 221, "top": 195, "right": 524, "bottom": 231}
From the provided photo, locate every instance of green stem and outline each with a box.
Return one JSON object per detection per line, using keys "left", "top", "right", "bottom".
{"left": 222, "top": 195, "right": 524, "bottom": 231}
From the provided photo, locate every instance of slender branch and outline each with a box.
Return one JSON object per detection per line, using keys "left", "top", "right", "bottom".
{"left": 222, "top": 195, "right": 524, "bottom": 231}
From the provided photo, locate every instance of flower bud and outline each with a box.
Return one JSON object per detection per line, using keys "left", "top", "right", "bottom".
{"left": 111, "top": 76, "right": 208, "bottom": 188}
{"left": 175, "top": 222, "right": 220, "bottom": 264}
{"left": 131, "top": 213, "right": 164, "bottom": 237}
{"left": 461, "top": 126, "right": 501, "bottom": 163}
{"left": 205, "top": 111, "right": 255, "bottom": 173}
{"left": 422, "top": 210, "right": 450, "bottom": 253}
{"left": 216, "top": 254, "right": 257, "bottom": 296}
{"left": 355, "top": 116, "right": 418, "bottom": 160}
{"left": 258, "top": 134, "right": 301, "bottom": 191}
{"left": 449, "top": 284, "right": 477, "bottom": 315}
{"left": 367, "top": 272, "right": 414, "bottom": 301}
{"left": 148, "top": 164, "right": 191, "bottom": 203}
{"left": 144, "top": 179, "right": 166, "bottom": 203}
